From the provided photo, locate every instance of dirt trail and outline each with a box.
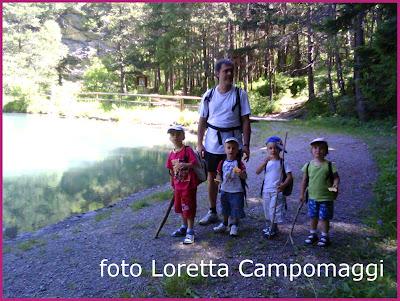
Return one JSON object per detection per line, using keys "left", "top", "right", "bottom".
{"left": 3, "top": 121, "right": 378, "bottom": 298}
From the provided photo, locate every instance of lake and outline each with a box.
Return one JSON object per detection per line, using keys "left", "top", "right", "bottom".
{"left": 3, "top": 113, "right": 194, "bottom": 236}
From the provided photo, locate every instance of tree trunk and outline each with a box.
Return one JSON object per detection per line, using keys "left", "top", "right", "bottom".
{"left": 327, "top": 52, "right": 336, "bottom": 113}
{"left": 334, "top": 36, "right": 346, "bottom": 95}
{"left": 202, "top": 29, "right": 208, "bottom": 91}
{"left": 244, "top": 3, "right": 250, "bottom": 91}
{"left": 293, "top": 31, "right": 302, "bottom": 73}
{"left": 307, "top": 6, "right": 315, "bottom": 101}
{"left": 164, "top": 71, "right": 169, "bottom": 93}
{"left": 183, "top": 56, "right": 188, "bottom": 95}
{"left": 332, "top": 4, "right": 345, "bottom": 95}
{"left": 169, "top": 67, "right": 174, "bottom": 94}
{"left": 354, "top": 10, "right": 367, "bottom": 121}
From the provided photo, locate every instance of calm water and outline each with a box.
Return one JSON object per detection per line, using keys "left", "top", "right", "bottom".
{"left": 3, "top": 113, "right": 188, "bottom": 236}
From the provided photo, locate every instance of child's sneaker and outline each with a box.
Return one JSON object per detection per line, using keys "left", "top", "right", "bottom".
{"left": 230, "top": 224, "right": 239, "bottom": 237}
{"left": 213, "top": 222, "right": 228, "bottom": 233}
{"left": 183, "top": 233, "right": 194, "bottom": 244}
{"left": 263, "top": 226, "right": 278, "bottom": 238}
{"left": 171, "top": 226, "right": 187, "bottom": 237}
{"left": 199, "top": 210, "right": 219, "bottom": 225}
{"left": 304, "top": 233, "right": 318, "bottom": 245}
{"left": 317, "top": 235, "right": 330, "bottom": 247}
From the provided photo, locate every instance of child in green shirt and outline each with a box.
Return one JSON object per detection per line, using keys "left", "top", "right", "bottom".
{"left": 300, "top": 138, "right": 340, "bottom": 247}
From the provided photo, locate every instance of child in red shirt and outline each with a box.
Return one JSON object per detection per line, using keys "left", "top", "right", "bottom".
{"left": 166, "top": 125, "right": 198, "bottom": 244}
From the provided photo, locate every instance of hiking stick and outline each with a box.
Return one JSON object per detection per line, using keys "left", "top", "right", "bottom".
{"left": 154, "top": 196, "right": 174, "bottom": 239}
{"left": 283, "top": 199, "right": 305, "bottom": 250}
{"left": 268, "top": 132, "right": 288, "bottom": 239}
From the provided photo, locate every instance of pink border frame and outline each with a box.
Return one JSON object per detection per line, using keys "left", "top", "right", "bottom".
{"left": 1, "top": 1, "right": 398, "bottom": 300}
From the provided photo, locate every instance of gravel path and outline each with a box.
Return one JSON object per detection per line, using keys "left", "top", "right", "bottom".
{"left": 3, "top": 121, "right": 379, "bottom": 298}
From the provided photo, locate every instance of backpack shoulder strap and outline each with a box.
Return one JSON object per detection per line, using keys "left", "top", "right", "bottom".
{"left": 232, "top": 87, "right": 240, "bottom": 111}
{"left": 183, "top": 145, "right": 189, "bottom": 162}
{"left": 328, "top": 160, "right": 334, "bottom": 183}
{"left": 306, "top": 161, "right": 311, "bottom": 184}
{"left": 236, "top": 158, "right": 248, "bottom": 197}
{"left": 218, "top": 159, "right": 225, "bottom": 178}
{"left": 205, "top": 87, "right": 215, "bottom": 121}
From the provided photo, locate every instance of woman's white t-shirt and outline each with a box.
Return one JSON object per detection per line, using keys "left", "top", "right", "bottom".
{"left": 199, "top": 85, "right": 251, "bottom": 154}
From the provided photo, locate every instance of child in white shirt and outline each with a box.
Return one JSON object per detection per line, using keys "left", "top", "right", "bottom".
{"left": 256, "top": 136, "right": 293, "bottom": 238}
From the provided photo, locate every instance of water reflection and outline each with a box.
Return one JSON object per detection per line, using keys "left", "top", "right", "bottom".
{"left": 3, "top": 147, "right": 170, "bottom": 235}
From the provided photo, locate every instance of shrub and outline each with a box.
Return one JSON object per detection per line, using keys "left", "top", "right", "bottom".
{"left": 248, "top": 91, "right": 278, "bottom": 116}
{"left": 82, "top": 57, "right": 119, "bottom": 92}
{"left": 289, "top": 78, "right": 307, "bottom": 97}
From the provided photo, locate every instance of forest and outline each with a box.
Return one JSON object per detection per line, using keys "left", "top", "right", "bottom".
{"left": 3, "top": 2, "right": 397, "bottom": 121}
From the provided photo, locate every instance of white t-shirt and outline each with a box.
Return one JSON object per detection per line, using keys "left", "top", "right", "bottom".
{"left": 199, "top": 85, "right": 251, "bottom": 154}
{"left": 263, "top": 159, "right": 292, "bottom": 193}
{"left": 219, "top": 160, "right": 245, "bottom": 193}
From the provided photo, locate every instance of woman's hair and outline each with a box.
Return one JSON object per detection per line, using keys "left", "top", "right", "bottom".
{"left": 215, "top": 58, "right": 234, "bottom": 74}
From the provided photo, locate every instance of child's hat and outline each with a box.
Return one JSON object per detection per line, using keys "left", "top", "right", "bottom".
{"left": 310, "top": 137, "right": 328, "bottom": 145}
{"left": 265, "top": 136, "right": 287, "bottom": 152}
{"left": 224, "top": 137, "right": 240, "bottom": 145}
{"left": 167, "top": 124, "right": 185, "bottom": 133}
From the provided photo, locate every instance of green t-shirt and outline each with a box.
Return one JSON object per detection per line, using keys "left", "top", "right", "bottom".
{"left": 301, "top": 160, "right": 338, "bottom": 202}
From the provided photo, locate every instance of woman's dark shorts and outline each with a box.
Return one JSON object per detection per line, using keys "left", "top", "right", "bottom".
{"left": 204, "top": 150, "right": 243, "bottom": 173}
{"left": 204, "top": 151, "right": 226, "bottom": 173}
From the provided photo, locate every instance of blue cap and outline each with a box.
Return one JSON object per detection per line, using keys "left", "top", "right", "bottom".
{"left": 265, "top": 136, "right": 287, "bottom": 153}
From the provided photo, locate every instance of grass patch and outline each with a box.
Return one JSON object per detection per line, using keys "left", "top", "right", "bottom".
{"left": 118, "top": 291, "right": 132, "bottom": 298}
{"left": 3, "top": 245, "right": 12, "bottom": 254}
{"left": 95, "top": 211, "right": 112, "bottom": 222}
{"left": 17, "top": 239, "right": 47, "bottom": 251}
{"left": 163, "top": 272, "right": 205, "bottom": 298}
{"left": 130, "top": 190, "right": 173, "bottom": 212}
{"left": 130, "top": 200, "right": 150, "bottom": 211}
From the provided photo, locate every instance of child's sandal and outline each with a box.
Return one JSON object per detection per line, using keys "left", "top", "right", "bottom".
{"left": 304, "top": 233, "right": 318, "bottom": 245}
{"left": 317, "top": 236, "right": 330, "bottom": 247}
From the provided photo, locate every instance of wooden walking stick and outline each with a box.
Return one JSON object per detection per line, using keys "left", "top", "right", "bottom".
{"left": 283, "top": 195, "right": 306, "bottom": 250}
{"left": 268, "top": 132, "right": 288, "bottom": 239}
{"left": 154, "top": 196, "right": 174, "bottom": 239}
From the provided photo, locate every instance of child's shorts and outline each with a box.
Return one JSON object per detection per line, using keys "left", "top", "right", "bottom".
{"left": 220, "top": 191, "right": 245, "bottom": 219}
{"left": 174, "top": 188, "right": 197, "bottom": 219}
{"left": 308, "top": 199, "right": 334, "bottom": 220}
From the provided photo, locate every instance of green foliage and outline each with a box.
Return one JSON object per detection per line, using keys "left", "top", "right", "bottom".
{"left": 17, "top": 239, "right": 46, "bottom": 251}
{"left": 94, "top": 211, "right": 112, "bottom": 222}
{"left": 130, "top": 190, "right": 173, "bottom": 212}
{"left": 289, "top": 78, "right": 307, "bottom": 97}
{"left": 303, "top": 95, "right": 330, "bottom": 117}
{"left": 248, "top": 92, "right": 279, "bottom": 116}
{"left": 366, "top": 142, "right": 396, "bottom": 238}
{"left": 3, "top": 100, "right": 29, "bottom": 113}
{"left": 163, "top": 272, "right": 205, "bottom": 297}
{"left": 118, "top": 291, "right": 132, "bottom": 298}
{"left": 358, "top": 9, "right": 396, "bottom": 119}
{"left": 130, "top": 200, "right": 150, "bottom": 211}
{"left": 82, "top": 57, "right": 119, "bottom": 92}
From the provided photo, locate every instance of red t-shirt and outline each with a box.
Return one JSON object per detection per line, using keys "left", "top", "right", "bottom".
{"left": 166, "top": 146, "right": 198, "bottom": 190}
